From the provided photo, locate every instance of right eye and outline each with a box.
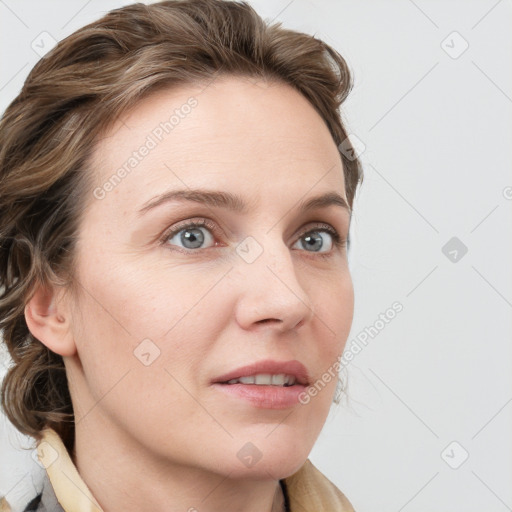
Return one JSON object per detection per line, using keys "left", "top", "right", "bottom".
{"left": 161, "top": 219, "right": 219, "bottom": 252}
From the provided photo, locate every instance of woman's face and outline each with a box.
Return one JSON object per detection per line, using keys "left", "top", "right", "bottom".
{"left": 65, "top": 75, "right": 354, "bottom": 479}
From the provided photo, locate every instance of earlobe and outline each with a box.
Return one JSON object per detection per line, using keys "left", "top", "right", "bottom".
{"left": 24, "top": 284, "right": 77, "bottom": 357}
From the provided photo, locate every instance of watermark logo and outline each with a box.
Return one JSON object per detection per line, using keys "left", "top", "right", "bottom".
{"left": 338, "top": 133, "right": 366, "bottom": 161}
{"left": 32, "top": 440, "right": 59, "bottom": 469}
{"left": 298, "top": 301, "right": 404, "bottom": 404}
{"left": 237, "top": 442, "right": 263, "bottom": 468}
{"left": 442, "top": 236, "right": 468, "bottom": 263}
{"left": 441, "top": 31, "right": 469, "bottom": 59}
{"left": 31, "top": 31, "right": 58, "bottom": 58}
{"left": 133, "top": 338, "right": 161, "bottom": 366}
{"left": 441, "top": 441, "right": 469, "bottom": 469}
{"left": 236, "top": 236, "right": 264, "bottom": 264}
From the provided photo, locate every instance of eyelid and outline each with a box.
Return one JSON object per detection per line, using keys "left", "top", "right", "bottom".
{"left": 296, "top": 221, "right": 336, "bottom": 237}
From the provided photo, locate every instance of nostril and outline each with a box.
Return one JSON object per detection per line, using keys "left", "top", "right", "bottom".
{"left": 257, "top": 318, "right": 278, "bottom": 325}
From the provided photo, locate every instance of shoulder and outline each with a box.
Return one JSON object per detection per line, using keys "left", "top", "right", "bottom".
{"left": 282, "top": 459, "right": 356, "bottom": 512}
{"left": 19, "top": 472, "right": 64, "bottom": 512}
{"left": 22, "top": 493, "right": 42, "bottom": 512}
{"left": 0, "top": 492, "right": 42, "bottom": 512}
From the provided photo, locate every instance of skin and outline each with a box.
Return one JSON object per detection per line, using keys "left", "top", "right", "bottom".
{"left": 25, "top": 75, "right": 354, "bottom": 512}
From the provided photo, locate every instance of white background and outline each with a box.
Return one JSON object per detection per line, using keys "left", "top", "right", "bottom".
{"left": 1, "top": 1, "right": 511, "bottom": 511}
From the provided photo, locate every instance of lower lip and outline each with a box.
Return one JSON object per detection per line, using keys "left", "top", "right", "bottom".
{"left": 212, "top": 383, "right": 306, "bottom": 409}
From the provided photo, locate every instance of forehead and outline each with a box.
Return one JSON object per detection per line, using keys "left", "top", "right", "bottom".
{"left": 87, "top": 75, "right": 346, "bottom": 219}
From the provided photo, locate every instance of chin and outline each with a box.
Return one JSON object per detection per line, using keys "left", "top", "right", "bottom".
{"left": 216, "top": 434, "right": 314, "bottom": 480}
{"left": 223, "top": 455, "right": 310, "bottom": 482}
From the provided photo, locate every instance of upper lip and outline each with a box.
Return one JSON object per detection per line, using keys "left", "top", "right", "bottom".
{"left": 212, "top": 359, "right": 310, "bottom": 386}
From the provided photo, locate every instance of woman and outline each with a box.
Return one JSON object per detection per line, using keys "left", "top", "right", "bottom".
{"left": 0, "top": 1, "right": 363, "bottom": 510}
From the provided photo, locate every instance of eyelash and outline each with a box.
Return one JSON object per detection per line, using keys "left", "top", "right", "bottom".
{"left": 159, "top": 218, "right": 347, "bottom": 258}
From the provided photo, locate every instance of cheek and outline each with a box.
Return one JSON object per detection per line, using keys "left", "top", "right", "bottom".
{"left": 76, "top": 252, "right": 202, "bottom": 337}
{"left": 290, "top": 270, "right": 353, "bottom": 412}
{"left": 71, "top": 255, "right": 228, "bottom": 392}
{"left": 69, "top": 281, "right": 214, "bottom": 433}
{"left": 313, "top": 270, "right": 354, "bottom": 354}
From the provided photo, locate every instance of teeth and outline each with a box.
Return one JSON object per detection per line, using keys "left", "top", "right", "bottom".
{"left": 271, "top": 374, "right": 286, "bottom": 386}
{"left": 226, "top": 373, "right": 297, "bottom": 386}
{"left": 255, "top": 374, "right": 272, "bottom": 385}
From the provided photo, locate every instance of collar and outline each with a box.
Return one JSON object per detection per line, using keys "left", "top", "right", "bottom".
{"left": 37, "top": 428, "right": 101, "bottom": 512}
{"left": 36, "top": 428, "right": 355, "bottom": 512}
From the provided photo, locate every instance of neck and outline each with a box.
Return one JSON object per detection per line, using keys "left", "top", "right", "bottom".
{"left": 72, "top": 416, "right": 287, "bottom": 512}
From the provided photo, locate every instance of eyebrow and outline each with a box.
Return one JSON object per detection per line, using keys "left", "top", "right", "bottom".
{"left": 137, "top": 188, "right": 352, "bottom": 218}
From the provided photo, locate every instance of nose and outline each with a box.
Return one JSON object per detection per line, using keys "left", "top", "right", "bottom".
{"left": 233, "top": 237, "right": 315, "bottom": 333}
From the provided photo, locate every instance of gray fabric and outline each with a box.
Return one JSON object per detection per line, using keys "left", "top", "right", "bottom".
{"left": 23, "top": 472, "right": 64, "bottom": 512}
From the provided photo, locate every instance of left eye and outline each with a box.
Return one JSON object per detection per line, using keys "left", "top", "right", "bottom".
{"left": 292, "top": 228, "right": 338, "bottom": 253}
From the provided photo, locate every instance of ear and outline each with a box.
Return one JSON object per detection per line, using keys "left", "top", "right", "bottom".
{"left": 24, "top": 282, "right": 77, "bottom": 357}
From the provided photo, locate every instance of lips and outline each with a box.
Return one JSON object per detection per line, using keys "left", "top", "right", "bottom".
{"left": 212, "top": 359, "right": 310, "bottom": 386}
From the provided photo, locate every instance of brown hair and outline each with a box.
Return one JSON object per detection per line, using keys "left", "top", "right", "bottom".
{"left": 0, "top": 0, "right": 363, "bottom": 454}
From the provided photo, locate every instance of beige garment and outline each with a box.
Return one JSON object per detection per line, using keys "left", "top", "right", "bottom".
{"left": 0, "top": 497, "right": 11, "bottom": 512}
{"left": 5, "top": 427, "right": 356, "bottom": 511}
{"left": 36, "top": 428, "right": 102, "bottom": 512}
{"left": 285, "top": 459, "right": 356, "bottom": 511}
